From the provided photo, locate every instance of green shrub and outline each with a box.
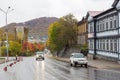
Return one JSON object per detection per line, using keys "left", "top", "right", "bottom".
{"left": 81, "top": 44, "right": 88, "bottom": 56}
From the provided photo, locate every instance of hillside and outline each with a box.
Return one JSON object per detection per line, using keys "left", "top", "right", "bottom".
{"left": 2, "top": 17, "right": 58, "bottom": 38}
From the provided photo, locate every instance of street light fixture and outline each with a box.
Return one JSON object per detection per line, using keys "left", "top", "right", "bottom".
{"left": 0, "top": 6, "right": 14, "bottom": 25}
{"left": 0, "top": 6, "right": 14, "bottom": 60}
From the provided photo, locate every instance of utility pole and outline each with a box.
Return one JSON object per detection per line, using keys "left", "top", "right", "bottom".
{"left": 0, "top": 6, "right": 14, "bottom": 60}
{"left": 0, "top": 43, "right": 1, "bottom": 57}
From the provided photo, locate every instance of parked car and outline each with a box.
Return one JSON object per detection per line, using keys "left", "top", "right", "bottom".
{"left": 70, "top": 53, "right": 88, "bottom": 68}
{"left": 36, "top": 51, "right": 44, "bottom": 61}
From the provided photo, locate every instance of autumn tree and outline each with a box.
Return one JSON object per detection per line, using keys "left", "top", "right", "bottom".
{"left": 59, "top": 14, "right": 77, "bottom": 47}
{"left": 9, "top": 41, "right": 21, "bottom": 56}
{"left": 47, "top": 22, "right": 65, "bottom": 53}
{"left": 47, "top": 14, "right": 77, "bottom": 54}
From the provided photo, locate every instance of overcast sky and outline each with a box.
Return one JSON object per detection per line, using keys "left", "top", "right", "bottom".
{"left": 0, "top": 0, "right": 114, "bottom": 27}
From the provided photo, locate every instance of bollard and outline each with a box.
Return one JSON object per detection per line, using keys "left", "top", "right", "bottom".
{"left": 21, "top": 57, "right": 23, "bottom": 61}
{"left": 9, "top": 63, "right": 13, "bottom": 67}
{"left": 3, "top": 67, "right": 7, "bottom": 72}
{"left": 14, "top": 62, "right": 16, "bottom": 64}
{"left": 17, "top": 60, "right": 20, "bottom": 62}
{"left": 20, "top": 57, "right": 23, "bottom": 61}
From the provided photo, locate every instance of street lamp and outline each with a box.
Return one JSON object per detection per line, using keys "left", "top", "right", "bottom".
{"left": 0, "top": 6, "right": 14, "bottom": 25}
{"left": 0, "top": 6, "right": 14, "bottom": 60}
{"left": 5, "top": 32, "right": 9, "bottom": 60}
{"left": 0, "top": 41, "right": 1, "bottom": 57}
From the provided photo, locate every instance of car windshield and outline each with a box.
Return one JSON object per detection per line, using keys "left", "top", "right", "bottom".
{"left": 36, "top": 52, "right": 43, "bottom": 55}
{"left": 73, "top": 54, "right": 84, "bottom": 58}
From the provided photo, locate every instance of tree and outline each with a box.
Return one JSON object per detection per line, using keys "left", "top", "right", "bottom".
{"left": 47, "top": 22, "right": 65, "bottom": 53}
{"left": 9, "top": 41, "right": 21, "bottom": 56}
{"left": 1, "top": 46, "right": 7, "bottom": 56}
{"left": 59, "top": 14, "right": 77, "bottom": 46}
{"left": 47, "top": 14, "right": 77, "bottom": 55}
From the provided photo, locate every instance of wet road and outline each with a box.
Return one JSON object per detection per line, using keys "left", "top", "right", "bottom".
{"left": 0, "top": 56, "right": 89, "bottom": 80}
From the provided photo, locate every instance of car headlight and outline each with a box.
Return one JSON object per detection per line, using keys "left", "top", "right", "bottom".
{"left": 36, "top": 55, "right": 39, "bottom": 57}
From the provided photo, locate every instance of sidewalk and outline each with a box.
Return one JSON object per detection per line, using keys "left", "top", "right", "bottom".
{"left": 0, "top": 57, "right": 15, "bottom": 64}
{"left": 46, "top": 55, "right": 120, "bottom": 71}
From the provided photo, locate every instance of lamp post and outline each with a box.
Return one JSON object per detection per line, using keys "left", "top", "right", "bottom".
{"left": 0, "top": 6, "right": 14, "bottom": 60}
{"left": 0, "top": 41, "right": 1, "bottom": 57}
{"left": 5, "top": 32, "right": 9, "bottom": 60}
{"left": 0, "top": 7, "right": 14, "bottom": 25}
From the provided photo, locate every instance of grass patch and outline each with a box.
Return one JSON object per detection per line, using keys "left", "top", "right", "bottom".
{"left": 0, "top": 58, "right": 5, "bottom": 60}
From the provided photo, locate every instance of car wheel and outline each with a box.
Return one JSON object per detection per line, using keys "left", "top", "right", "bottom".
{"left": 70, "top": 61, "right": 72, "bottom": 66}
{"left": 74, "top": 62, "right": 77, "bottom": 67}
{"left": 85, "top": 64, "right": 88, "bottom": 68}
{"left": 70, "top": 63, "right": 73, "bottom": 66}
{"left": 81, "top": 65, "right": 83, "bottom": 67}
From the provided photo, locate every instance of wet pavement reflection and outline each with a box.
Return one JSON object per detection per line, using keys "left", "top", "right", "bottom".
{"left": 36, "top": 61, "right": 45, "bottom": 80}
{"left": 0, "top": 57, "right": 89, "bottom": 80}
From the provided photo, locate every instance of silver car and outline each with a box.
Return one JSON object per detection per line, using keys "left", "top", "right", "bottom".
{"left": 70, "top": 53, "right": 88, "bottom": 68}
{"left": 36, "top": 51, "right": 44, "bottom": 60}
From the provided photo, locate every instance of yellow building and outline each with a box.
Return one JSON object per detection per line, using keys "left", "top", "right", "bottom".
{"left": 15, "top": 26, "right": 29, "bottom": 44}
{"left": 77, "top": 17, "right": 88, "bottom": 45}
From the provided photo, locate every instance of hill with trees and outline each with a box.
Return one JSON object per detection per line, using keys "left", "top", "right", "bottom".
{"left": 1, "top": 17, "right": 58, "bottom": 38}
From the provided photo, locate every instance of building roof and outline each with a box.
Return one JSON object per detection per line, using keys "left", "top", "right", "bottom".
{"left": 77, "top": 17, "right": 86, "bottom": 26}
{"left": 88, "top": 11, "right": 102, "bottom": 17}
{"left": 112, "top": 0, "right": 119, "bottom": 7}
{"left": 86, "top": 11, "right": 102, "bottom": 20}
{"left": 93, "top": 0, "right": 118, "bottom": 18}
{"left": 94, "top": 7, "right": 115, "bottom": 18}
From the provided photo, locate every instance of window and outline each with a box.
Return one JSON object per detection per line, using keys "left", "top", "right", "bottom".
{"left": 96, "top": 22, "right": 99, "bottom": 32}
{"left": 105, "top": 40, "right": 107, "bottom": 50}
{"left": 110, "top": 39, "right": 113, "bottom": 51}
{"left": 114, "top": 20, "right": 117, "bottom": 28}
{"left": 96, "top": 40, "right": 98, "bottom": 50}
{"left": 100, "top": 39, "right": 102, "bottom": 50}
{"left": 90, "top": 40, "right": 94, "bottom": 49}
{"left": 106, "top": 40, "right": 109, "bottom": 51}
{"left": 89, "top": 23, "right": 93, "bottom": 33}
{"left": 106, "top": 22, "right": 108, "bottom": 30}
{"left": 103, "top": 40, "right": 105, "bottom": 50}
{"left": 101, "top": 40, "right": 103, "bottom": 50}
{"left": 110, "top": 21, "right": 112, "bottom": 29}
{"left": 98, "top": 40, "right": 100, "bottom": 50}
{"left": 102, "top": 21, "right": 105, "bottom": 31}
{"left": 99, "top": 40, "right": 101, "bottom": 50}
{"left": 100, "top": 23, "right": 102, "bottom": 31}
{"left": 88, "top": 24, "right": 91, "bottom": 33}
{"left": 114, "top": 39, "right": 117, "bottom": 52}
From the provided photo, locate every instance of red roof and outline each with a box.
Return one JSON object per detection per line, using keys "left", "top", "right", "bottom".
{"left": 88, "top": 11, "right": 102, "bottom": 17}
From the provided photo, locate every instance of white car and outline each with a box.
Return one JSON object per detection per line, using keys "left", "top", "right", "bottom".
{"left": 36, "top": 51, "right": 44, "bottom": 60}
{"left": 70, "top": 53, "right": 88, "bottom": 68}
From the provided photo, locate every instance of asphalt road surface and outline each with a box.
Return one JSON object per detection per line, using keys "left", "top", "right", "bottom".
{"left": 0, "top": 56, "right": 89, "bottom": 80}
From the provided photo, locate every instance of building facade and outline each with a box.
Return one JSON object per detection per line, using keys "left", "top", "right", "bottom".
{"left": 15, "top": 26, "right": 29, "bottom": 44}
{"left": 88, "top": 0, "right": 120, "bottom": 61}
{"left": 77, "top": 17, "right": 88, "bottom": 45}
{"left": 87, "top": 11, "right": 102, "bottom": 58}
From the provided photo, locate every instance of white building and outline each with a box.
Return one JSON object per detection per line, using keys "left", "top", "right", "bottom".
{"left": 88, "top": 0, "right": 120, "bottom": 61}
